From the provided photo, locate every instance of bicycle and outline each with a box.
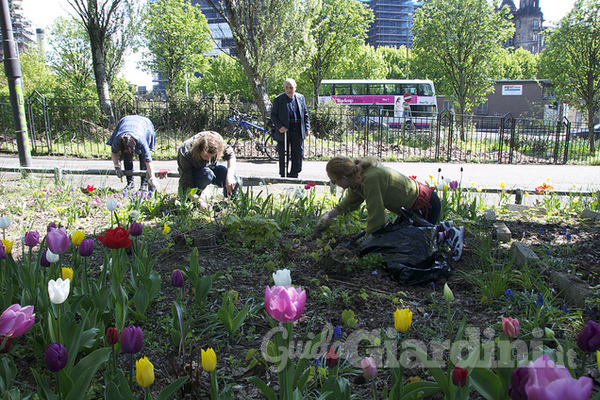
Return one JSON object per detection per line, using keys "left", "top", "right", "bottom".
{"left": 226, "top": 108, "right": 278, "bottom": 160}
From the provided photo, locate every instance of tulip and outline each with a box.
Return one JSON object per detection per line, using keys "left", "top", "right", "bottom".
{"left": 325, "top": 347, "right": 339, "bottom": 368}
{"left": 24, "top": 231, "right": 40, "bottom": 248}
{"left": 86, "top": 185, "right": 95, "bottom": 193}
{"left": 40, "top": 250, "right": 51, "bottom": 267}
{"left": 264, "top": 285, "right": 306, "bottom": 323}
{"left": 71, "top": 231, "right": 85, "bottom": 246}
{"left": 577, "top": 320, "right": 600, "bottom": 353}
{"left": 502, "top": 317, "right": 520, "bottom": 338}
{"left": 171, "top": 269, "right": 184, "bottom": 287}
{"left": 45, "top": 342, "right": 68, "bottom": 372}
{"left": 130, "top": 222, "right": 143, "bottom": 237}
{"left": 361, "top": 357, "right": 377, "bottom": 379}
{"left": 46, "top": 222, "right": 57, "bottom": 232}
{"left": 1, "top": 240, "right": 12, "bottom": 255}
{"left": 136, "top": 356, "right": 155, "bottom": 388}
{"left": 452, "top": 366, "right": 468, "bottom": 387}
{"left": 106, "top": 199, "right": 118, "bottom": 211}
{"left": 162, "top": 223, "right": 170, "bottom": 235}
{"left": 129, "top": 210, "right": 141, "bottom": 222}
{"left": 106, "top": 327, "right": 120, "bottom": 345}
{"left": 508, "top": 366, "right": 529, "bottom": 400}
{"left": 443, "top": 283, "right": 454, "bottom": 301}
{"left": 449, "top": 180, "right": 459, "bottom": 190}
{"left": 78, "top": 239, "right": 94, "bottom": 257}
{"left": 61, "top": 267, "right": 74, "bottom": 282}
{"left": 121, "top": 325, "right": 143, "bottom": 354}
{"left": 0, "top": 336, "right": 12, "bottom": 353}
{"left": 45, "top": 249, "right": 60, "bottom": 263}
{"left": 97, "top": 227, "right": 132, "bottom": 249}
{"left": 47, "top": 227, "right": 70, "bottom": 254}
{"left": 0, "top": 217, "right": 11, "bottom": 230}
{"left": 394, "top": 308, "right": 413, "bottom": 332}
{"left": 597, "top": 350, "right": 600, "bottom": 372}
{"left": 48, "top": 278, "right": 70, "bottom": 305}
{"left": 0, "top": 242, "right": 6, "bottom": 260}
{"left": 525, "top": 354, "right": 593, "bottom": 400}
{"left": 0, "top": 304, "right": 35, "bottom": 338}
{"left": 272, "top": 269, "right": 292, "bottom": 287}
{"left": 202, "top": 347, "right": 217, "bottom": 372}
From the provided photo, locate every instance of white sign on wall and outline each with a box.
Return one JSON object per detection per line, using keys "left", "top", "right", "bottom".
{"left": 502, "top": 85, "right": 523, "bottom": 96}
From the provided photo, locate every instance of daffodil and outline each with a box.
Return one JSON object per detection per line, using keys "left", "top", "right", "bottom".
{"left": 394, "top": 308, "right": 413, "bottom": 332}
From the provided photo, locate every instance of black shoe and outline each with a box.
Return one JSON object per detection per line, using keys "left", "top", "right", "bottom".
{"left": 288, "top": 174, "right": 298, "bottom": 178}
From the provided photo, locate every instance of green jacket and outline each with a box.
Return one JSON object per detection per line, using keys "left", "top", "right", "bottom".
{"left": 334, "top": 166, "right": 419, "bottom": 235}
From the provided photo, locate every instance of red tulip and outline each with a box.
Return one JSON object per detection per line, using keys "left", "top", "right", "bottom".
{"left": 97, "top": 227, "right": 132, "bottom": 249}
{"left": 106, "top": 327, "right": 120, "bottom": 345}
{"left": 452, "top": 366, "right": 468, "bottom": 387}
{"left": 502, "top": 317, "right": 520, "bottom": 338}
{"left": 325, "top": 347, "right": 339, "bottom": 368}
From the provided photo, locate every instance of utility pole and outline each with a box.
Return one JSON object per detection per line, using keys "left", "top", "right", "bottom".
{"left": 0, "top": 0, "right": 31, "bottom": 168}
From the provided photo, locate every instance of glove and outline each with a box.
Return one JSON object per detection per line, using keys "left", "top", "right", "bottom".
{"left": 114, "top": 165, "right": 124, "bottom": 178}
{"left": 148, "top": 177, "right": 160, "bottom": 191}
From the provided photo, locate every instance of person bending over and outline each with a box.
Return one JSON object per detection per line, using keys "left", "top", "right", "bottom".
{"left": 177, "top": 131, "right": 241, "bottom": 210}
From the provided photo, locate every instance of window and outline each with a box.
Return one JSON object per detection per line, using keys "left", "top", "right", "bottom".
{"left": 476, "top": 101, "right": 488, "bottom": 115}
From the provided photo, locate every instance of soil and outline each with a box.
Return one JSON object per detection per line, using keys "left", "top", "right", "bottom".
{"left": 2, "top": 186, "right": 600, "bottom": 399}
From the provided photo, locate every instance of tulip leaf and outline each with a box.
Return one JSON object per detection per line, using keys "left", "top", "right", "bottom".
{"left": 248, "top": 376, "right": 277, "bottom": 400}
{"left": 134, "top": 284, "right": 150, "bottom": 316}
{"left": 469, "top": 367, "right": 503, "bottom": 400}
{"left": 408, "top": 343, "right": 449, "bottom": 394}
{"left": 104, "top": 370, "right": 136, "bottom": 400}
{"left": 321, "top": 376, "right": 351, "bottom": 399}
{"left": 65, "top": 348, "right": 111, "bottom": 400}
{"left": 401, "top": 381, "right": 442, "bottom": 400}
{"left": 154, "top": 376, "right": 189, "bottom": 400}
{"left": 32, "top": 370, "right": 60, "bottom": 400}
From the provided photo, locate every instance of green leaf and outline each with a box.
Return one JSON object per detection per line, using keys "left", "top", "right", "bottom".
{"left": 65, "top": 348, "right": 111, "bottom": 400}
{"left": 248, "top": 376, "right": 277, "bottom": 400}
{"left": 134, "top": 284, "right": 150, "bottom": 315}
{"left": 217, "top": 308, "right": 233, "bottom": 335}
{"left": 401, "top": 381, "right": 442, "bottom": 400}
{"left": 470, "top": 367, "right": 503, "bottom": 400}
{"left": 154, "top": 376, "right": 189, "bottom": 400}
{"left": 409, "top": 343, "right": 449, "bottom": 394}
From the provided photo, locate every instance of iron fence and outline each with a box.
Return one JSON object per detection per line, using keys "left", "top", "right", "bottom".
{"left": 0, "top": 94, "right": 598, "bottom": 164}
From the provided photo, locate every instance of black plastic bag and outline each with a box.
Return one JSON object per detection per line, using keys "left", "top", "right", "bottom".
{"left": 359, "top": 210, "right": 452, "bottom": 286}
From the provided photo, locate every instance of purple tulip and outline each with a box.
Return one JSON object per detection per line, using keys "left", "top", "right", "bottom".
{"left": 449, "top": 180, "right": 458, "bottom": 190}
{"left": 45, "top": 342, "right": 68, "bottom": 372}
{"left": 24, "top": 231, "right": 40, "bottom": 248}
{"left": 0, "top": 304, "right": 35, "bottom": 338}
{"left": 46, "top": 222, "right": 57, "bottom": 232}
{"left": 121, "top": 324, "right": 143, "bottom": 354}
{"left": 130, "top": 222, "right": 143, "bottom": 237}
{"left": 0, "top": 242, "right": 5, "bottom": 260}
{"left": 171, "top": 269, "right": 184, "bottom": 287}
{"left": 264, "top": 285, "right": 306, "bottom": 323}
{"left": 40, "top": 250, "right": 51, "bottom": 267}
{"left": 525, "top": 354, "right": 593, "bottom": 400}
{"left": 78, "top": 239, "right": 94, "bottom": 257}
{"left": 46, "top": 227, "right": 70, "bottom": 254}
{"left": 508, "top": 366, "right": 529, "bottom": 400}
{"left": 577, "top": 320, "right": 600, "bottom": 352}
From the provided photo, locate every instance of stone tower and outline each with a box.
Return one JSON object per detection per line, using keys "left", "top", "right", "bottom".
{"left": 499, "top": 0, "right": 544, "bottom": 54}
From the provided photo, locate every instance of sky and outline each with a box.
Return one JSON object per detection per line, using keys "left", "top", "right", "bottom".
{"left": 21, "top": 0, "right": 578, "bottom": 88}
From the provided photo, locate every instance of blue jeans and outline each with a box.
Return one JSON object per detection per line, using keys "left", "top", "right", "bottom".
{"left": 191, "top": 165, "right": 241, "bottom": 196}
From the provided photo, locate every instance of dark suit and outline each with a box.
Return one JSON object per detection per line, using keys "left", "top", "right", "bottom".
{"left": 270, "top": 92, "right": 310, "bottom": 177}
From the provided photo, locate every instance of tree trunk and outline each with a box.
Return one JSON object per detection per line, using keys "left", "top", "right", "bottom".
{"left": 587, "top": 102, "right": 596, "bottom": 153}
{"left": 90, "top": 42, "right": 114, "bottom": 121}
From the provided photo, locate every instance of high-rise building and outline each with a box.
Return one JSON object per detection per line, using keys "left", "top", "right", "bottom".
{"left": 365, "top": 0, "right": 421, "bottom": 50}
{"left": 193, "top": 0, "right": 236, "bottom": 56}
{"left": 498, "top": 0, "right": 544, "bottom": 54}
{"left": 0, "top": 0, "right": 35, "bottom": 56}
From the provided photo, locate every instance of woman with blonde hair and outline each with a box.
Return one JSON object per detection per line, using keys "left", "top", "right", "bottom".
{"left": 318, "top": 156, "right": 464, "bottom": 260}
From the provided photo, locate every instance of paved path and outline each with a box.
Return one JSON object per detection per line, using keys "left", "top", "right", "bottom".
{"left": 1, "top": 154, "right": 599, "bottom": 196}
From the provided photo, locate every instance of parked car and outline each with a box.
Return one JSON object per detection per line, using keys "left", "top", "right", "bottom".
{"left": 571, "top": 123, "right": 600, "bottom": 140}
{"left": 351, "top": 116, "right": 389, "bottom": 130}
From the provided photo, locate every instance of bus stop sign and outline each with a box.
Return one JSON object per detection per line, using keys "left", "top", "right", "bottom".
{"left": 403, "top": 93, "right": 413, "bottom": 102}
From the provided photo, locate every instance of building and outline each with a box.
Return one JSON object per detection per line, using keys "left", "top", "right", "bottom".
{"left": 365, "top": 0, "right": 420, "bottom": 50}
{"left": 193, "top": 0, "right": 236, "bottom": 56}
{"left": 498, "top": 0, "right": 544, "bottom": 54}
{"left": 0, "top": 0, "right": 34, "bottom": 56}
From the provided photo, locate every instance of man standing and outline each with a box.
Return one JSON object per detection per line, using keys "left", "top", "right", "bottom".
{"left": 270, "top": 78, "right": 310, "bottom": 178}
{"left": 107, "top": 115, "right": 159, "bottom": 192}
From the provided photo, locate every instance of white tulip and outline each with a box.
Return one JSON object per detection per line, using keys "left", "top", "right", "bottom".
{"left": 272, "top": 269, "right": 292, "bottom": 287}
{"left": 45, "top": 249, "right": 60, "bottom": 263}
{"left": 129, "top": 210, "right": 141, "bottom": 221}
{"left": 48, "top": 278, "right": 70, "bottom": 304}
{"left": 106, "top": 199, "right": 118, "bottom": 211}
{"left": 0, "top": 217, "right": 11, "bottom": 230}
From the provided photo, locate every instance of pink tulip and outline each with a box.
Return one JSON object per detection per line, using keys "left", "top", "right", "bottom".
{"left": 502, "top": 317, "right": 520, "bottom": 338}
{"left": 361, "top": 357, "right": 377, "bottom": 379}
{"left": 525, "top": 354, "right": 593, "bottom": 400}
{"left": 0, "top": 304, "right": 35, "bottom": 338}
{"left": 264, "top": 285, "right": 306, "bottom": 323}
{"left": 46, "top": 227, "right": 70, "bottom": 254}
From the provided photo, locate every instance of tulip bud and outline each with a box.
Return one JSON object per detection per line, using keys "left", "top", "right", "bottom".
{"left": 45, "top": 249, "right": 60, "bottom": 263}
{"left": 1, "top": 240, "right": 13, "bottom": 255}
{"left": 451, "top": 366, "right": 468, "bottom": 387}
{"left": 45, "top": 342, "right": 68, "bottom": 372}
{"left": 106, "top": 327, "right": 120, "bottom": 345}
{"left": 106, "top": 199, "right": 118, "bottom": 211}
{"left": 361, "top": 357, "right": 377, "bottom": 379}
{"left": 265, "top": 285, "right": 306, "bottom": 323}
{"left": 202, "top": 348, "right": 217, "bottom": 372}
{"left": 136, "top": 356, "right": 155, "bottom": 388}
{"left": 0, "top": 304, "right": 35, "bottom": 338}
{"left": 46, "top": 222, "right": 57, "bottom": 232}
{"left": 544, "top": 327, "right": 555, "bottom": 338}
{"left": 130, "top": 222, "right": 143, "bottom": 237}
{"left": 48, "top": 278, "right": 70, "bottom": 305}
{"left": 61, "top": 267, "right": 74, "bottom": 282}
{"left": 443, "top": 283, "right": 454, "bottom": 301}
{"left": 325, "top": 348, "right": 339, "bottom": 368}
{"left": 121, "top": 325, "right": 143, "bottom": 354}
{"left": 24, "top": 231, "right": 40, "bottom": 248}
{"left": 78, "top": 239, "right": 94, "bottom": 257}
{"left": 0, "top": 217, "right": 11, "bottom": 230}
{"left": 394, "top": 308, "right": 413, "bottom": 332}
{"left": 47, "top": 227, "right": 70, "bottom": 254}
{"left": 171, "top": 269, "right": 184, "bottom": 287}
{"left": 71, "top": 231, "right": 85, "bottom": 246}
{"left": 0, "top": 243, "right": 5, "bottom": 260}
{"left": 40, "top": 250, "right": 51, "bottom": 267}
{"left": 577, "top": 320, "right": 600, "bottom": 352}
{"left": 502, "top": 317, "right": 520, "bottom": 338}
{"left": 272, "top": 269, "right": 292, "bottom": 287}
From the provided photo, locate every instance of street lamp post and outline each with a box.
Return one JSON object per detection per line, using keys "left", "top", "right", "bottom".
{"left": 406, "top": 13, "right": 411, "bottom": 79}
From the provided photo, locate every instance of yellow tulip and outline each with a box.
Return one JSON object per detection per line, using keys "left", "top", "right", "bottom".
{"left": 597, "top": 350, "right": 600, "bottom": 371}
{"left": 136, "top": 356, "right": 155, "bottom": 388}
{"left": 162, "top": 223, "right": 171, "bottom": 235}
{"left": 1, "top": 240, "right": 13, "bottom": 254}
{"left": 61, "top": 267, "right": 74, "bottom": 282}
{"left": 202, "top": 348, "right": 217, "bottom": 372}
{"left": 500, "top": 182, "right": 505, "bottom": 188}
{"left": 394, "top": 308, "right": 413, "bottom": 332}
{"left": 71, "top": 231, "right": 85, "bottom": 246}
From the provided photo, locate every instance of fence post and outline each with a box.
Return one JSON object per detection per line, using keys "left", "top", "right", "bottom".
{"left": 53, "top": 167, "right": 63, "bottom": 185}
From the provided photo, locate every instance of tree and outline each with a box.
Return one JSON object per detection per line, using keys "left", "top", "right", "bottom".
{"left": 496, "top": 48, "right": 540, "bottom": 80}
{"left": 142, "top": 0, "right": 212, "bottom": 100}
{"left": 203, "top": 0, "right": 318, "bottom": 115}
{"left": 412, "top": 0, "right": 514, "bottom": 139}
{"left": 67, "top": 0, "right": 139, "bottom": 119}
{"left": 540, "top": 0, "right": 600, "bottom": 153}
{"left": 0, "top": 48, "right": 56, "bottom": 97}
{"left": 303, "top": 0, "right": 372, "bottom": 107}
{"left": 197, "top": 53, "right": 253, "bottom": 101}
{"left": 330, "top": 44, "right": 387, "bottom": 80}
{"left": 378, "top": 46, "right": 408, "bottom": 80}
